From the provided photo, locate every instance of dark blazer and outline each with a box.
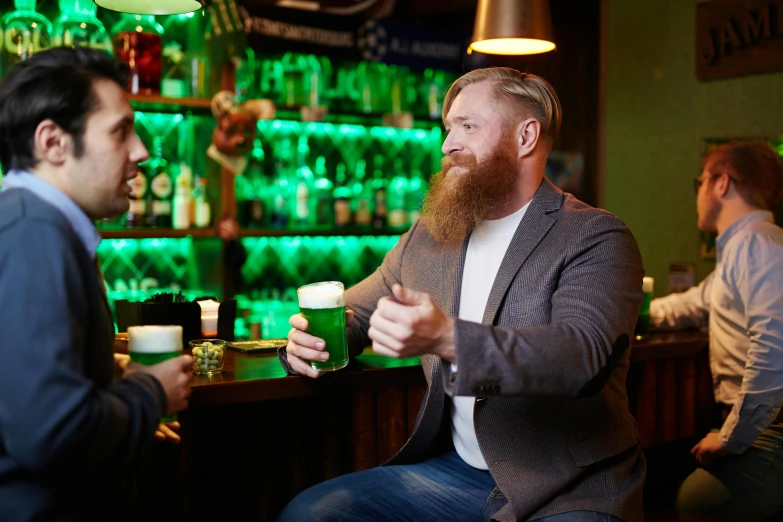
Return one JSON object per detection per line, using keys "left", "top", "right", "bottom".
{"left": 345, "top": 178, "right": 647, "bottom": 521}
{"left": 0, "top": 189, "right": 166, "bottom": 521}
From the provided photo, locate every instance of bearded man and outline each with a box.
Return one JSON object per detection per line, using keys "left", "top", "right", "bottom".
{"left": 277, "top": 68, "right": 647, "bottom": 522}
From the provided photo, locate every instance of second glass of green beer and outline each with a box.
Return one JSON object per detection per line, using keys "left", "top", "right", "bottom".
{"left": 297, "top": 281, "right": 349, "bottom": 372}
{"left": 128, "top": 325, "right": 183, "bottom": 422}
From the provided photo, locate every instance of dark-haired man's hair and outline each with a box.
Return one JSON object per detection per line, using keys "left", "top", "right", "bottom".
{"left": 0, "top": 47, "right": 128, "bottom": 172}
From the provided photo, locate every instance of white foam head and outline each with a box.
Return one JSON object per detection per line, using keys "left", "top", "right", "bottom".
{"left": 642, "top": 276, "right": 654, "bottom": 293}
{"left": 297, "top": 281, "right": 345, "bottom": 309}
{"left": 127, "top": 325, "right": 183, "bottom": 354}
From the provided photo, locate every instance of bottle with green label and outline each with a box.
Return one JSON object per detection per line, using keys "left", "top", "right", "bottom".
{"left": 126, "top": 165, "right": 148, "bottom": 228}
{"left": 292, "top": 136, "right": 315, "bottom": 228}
{"left": 407, "top": 168, "right": 427, "bottom": 225}
{"left": 350, "top": 159, "right": 372, "bottom": 227}
{"left": 313, "top": 156, "right": 334, "bottom": 227}
{"left": 247, "top": 141, "right": 268, "bottom": 228}
{"left": 387, "top": 158, "right": 409, "bottom": 229}
{"left": 270, "top": 138, "right": 293, "bottom": 229}
{"left": 52, "top": 0, "right": 111, "bottom": 52}
{"left": 145, "top": 137, "right": 173, "bottom": 228}
{"left": 332, "top": 162, "right": 351, "bottom": 228}
{"left": 370, "top": 155, "right": 387, "bottom": 230}
{"left": 0, "top": 0, "right": 52, "bottom": 79}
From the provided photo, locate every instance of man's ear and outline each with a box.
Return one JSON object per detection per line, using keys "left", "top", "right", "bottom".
{"left": 33, "top": 119, "right": 71, "bottom": 166}
{"left": 515, "top": 118, "right": 542, "bottom": 159}
{"left": 715, "top": 172, "right": 733, "bottom": 198}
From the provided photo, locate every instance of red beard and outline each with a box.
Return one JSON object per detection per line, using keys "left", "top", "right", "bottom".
{"left": 423, "top": 141, "right": 520, "bottom": 243}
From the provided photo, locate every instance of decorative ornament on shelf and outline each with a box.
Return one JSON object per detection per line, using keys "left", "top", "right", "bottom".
{"left": 206, "top": 90, "right": 275, "bottom": 174}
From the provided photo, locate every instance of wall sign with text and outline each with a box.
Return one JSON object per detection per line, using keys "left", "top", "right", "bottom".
{"left": 696, "top": 0, "right": 783, "bottom": 81}
{"left": 237, "top": 3, "right": 469, "bottom": 71}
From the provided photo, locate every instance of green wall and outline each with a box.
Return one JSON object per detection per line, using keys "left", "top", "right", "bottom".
{"left": 604, "top": 0, "right": 783, "bottom": 296}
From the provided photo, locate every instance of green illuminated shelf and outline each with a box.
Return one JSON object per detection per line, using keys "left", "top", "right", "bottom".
{"left": 100, "top": 228, "right": 217, "bottom": 239}
{"left": 128, "top": 94, "right": 213, "bottom": 114}
{"left": 127, "top": 96, "right": 442, "bottom": 130}
{"left": 239, "top": 228, "right": 405, "bottom": 237}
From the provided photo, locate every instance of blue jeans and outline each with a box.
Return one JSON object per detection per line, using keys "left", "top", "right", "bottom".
{"left": 277, "top": 451, "right": 623, "bottom": 522}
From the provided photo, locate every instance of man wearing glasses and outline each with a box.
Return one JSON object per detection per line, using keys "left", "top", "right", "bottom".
{"left": 650, "top": 140, "right": 783, "bottom": 521}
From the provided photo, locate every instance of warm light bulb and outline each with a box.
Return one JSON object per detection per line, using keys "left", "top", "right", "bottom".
{"left": 470, "top": 38, "right": 556, "bottom": 55}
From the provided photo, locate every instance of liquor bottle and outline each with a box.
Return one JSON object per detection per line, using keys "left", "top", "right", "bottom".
{"left": 351, "top": 159, "right": 372, "bottom": 227}
{"left": 270, "top": 138, "right": 294, "bottom": 229}
{"left": 280, "top": 52, "right": 307, "bottom": 107}
{"left": 235, "top": 159, "right": 253, "bottom": 227}
{"left": 407, "top": 169, "right": 428, "bottom": 225}
{"left": 192, "top": 177, "right": 211, "bottom": 228}
{"left": 125, "top": 165, "right": 148, "bottom": 228}
{"left": 112, "top": 14, "right": 164, "bottom": 95}
{"left": 0, "top": 0, "right": 52, "bottom": 79}
{"left": 313, "top": 156, "right": 334, "bottom": 227}
{"left": 171, "top": 173, "right": 191, "bottom": 230}
{"left": 370, "top": 155, "right": 387, "bottom": 230}
{"left": 332, "top": 162, "right": 351, "bottom": 228}
{"left": 247, "top": 141, "right": 268, "bottom": 228}
{"left": 53, "top": 0, "right": 111, "bottom": 52}
{"left": 146, "top": 137, "right": 173, "bottom": 228}
{"left": 292, "top": 136, "right": 315, "bottom": 228}
{"left": 387, "top": 158, "right": 409, "bottom": 229}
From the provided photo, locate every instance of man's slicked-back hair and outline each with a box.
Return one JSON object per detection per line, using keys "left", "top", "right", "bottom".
{"left": 442, "top": 67, "right": 562, "bottom": 146}
{"left": 0, "top": 47, "right": 128, "bottom": 172}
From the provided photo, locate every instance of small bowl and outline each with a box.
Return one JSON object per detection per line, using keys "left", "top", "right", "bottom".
{"left": 190, "top": 339, "right": 227, "bottom": 375}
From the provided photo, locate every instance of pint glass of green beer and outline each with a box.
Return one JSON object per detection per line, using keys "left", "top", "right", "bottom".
{"left": 127, "top": 325, "right": 183, "bottom": 422}
{"left": 297, "top": 281, "right": 349, "bottom": 372}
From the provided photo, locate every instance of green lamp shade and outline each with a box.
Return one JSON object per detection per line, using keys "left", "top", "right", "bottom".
{"left": 94, "top": 0, "right": 203, "bottom": 16}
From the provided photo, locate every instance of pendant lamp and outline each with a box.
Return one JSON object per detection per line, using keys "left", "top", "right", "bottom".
{"left": 470, "top": 0, "right": 556, "bottom": 55}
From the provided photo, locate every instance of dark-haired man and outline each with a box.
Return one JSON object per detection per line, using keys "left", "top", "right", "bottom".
{"left": 651, "top": 141, "right": 783, "bottom": 522}
{"left": 0, "top": 47, "right": 193, "bottom": 521}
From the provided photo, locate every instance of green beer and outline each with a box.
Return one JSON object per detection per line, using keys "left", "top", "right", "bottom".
{"left": 298, "top": 281, "right": 349, "bottom": 372}
{"left": 128, "top": 325, "right": 183, "bottom": 422}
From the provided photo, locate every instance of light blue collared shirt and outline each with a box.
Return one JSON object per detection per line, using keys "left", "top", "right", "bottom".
{"left": 1, "top": 170, "right": 101, "bottom": 259}
{"left": 652, "top": 210, "right": 783, "bottom": 453}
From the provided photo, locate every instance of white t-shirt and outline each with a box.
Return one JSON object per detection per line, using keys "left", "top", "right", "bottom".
{"left": 451, "top": 202, "right": 529, "bottom": 469}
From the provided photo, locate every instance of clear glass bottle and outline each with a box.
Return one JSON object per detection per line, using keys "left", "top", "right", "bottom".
{"left": 387, "top": 158, "right": 409, "bottom": 229}
{"left": 292, "top": 136, "right": 315, "bottom": 228}
{"left": 125, "top": 165, "right": 148, "bottom": 228}
{"left": 332, "top": 163, "right": 351, "bottom": 228}
{"left": 111, "top": 14, "right": 164, "bottom": 96}
{"left": 351, "top": 159, "right": 372, "bottom": 227}
{"left": 280, "top": 52, "right": 307, "bottom": 107}
{"left": 370, "top": 155, "right": 387, "bottom": 229}
{"left": 0, "top": 0, "right": 52, "bottom": 79}
{"left": 407, "top": 169, "right": 428, "bottom": 225}
{"left": 161, "top": 13, "right": 194, "bottom": 98}
{"left": 313, "top": 156, "right": 334, "bottom": 227}
{"left": 53, "top": 0, "right": 111, "bottom": 53}
{"left": 270, "top": 138, "right": 294, "bottom": 229}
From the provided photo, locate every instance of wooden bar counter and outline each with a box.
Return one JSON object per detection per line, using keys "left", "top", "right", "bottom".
{"left": 144, "top": 331, "right": 711, "bottom": 522}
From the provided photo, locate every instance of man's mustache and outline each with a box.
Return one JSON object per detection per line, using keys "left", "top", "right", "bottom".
{"left": 441, "top": 155, "right": 477, "bottom": 171}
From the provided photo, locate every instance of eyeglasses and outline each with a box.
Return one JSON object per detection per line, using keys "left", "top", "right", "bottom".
{"left": 693, "top": 172, "right": 739, "bottom": 193}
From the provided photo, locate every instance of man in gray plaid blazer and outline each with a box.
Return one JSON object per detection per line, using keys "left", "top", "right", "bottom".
{"left": 279, "top": 68, "right": 646, "bottom": 522}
